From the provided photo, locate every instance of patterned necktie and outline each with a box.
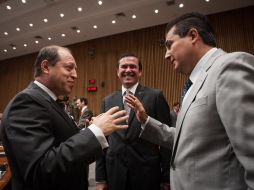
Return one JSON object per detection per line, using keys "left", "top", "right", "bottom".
{"left": 123, "top": 90, "right": 132, "bottom": 116}
{"left": 180, "top": 78, "right": 192, "bottom": 106}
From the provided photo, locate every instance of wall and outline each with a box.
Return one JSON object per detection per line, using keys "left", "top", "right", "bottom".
{"left": 0, "top": 6, "right": 254, "bottom": 114}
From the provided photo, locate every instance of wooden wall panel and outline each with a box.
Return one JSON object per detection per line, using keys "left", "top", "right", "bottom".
{"left": 0, "top": 6, "right": 254, "bottom": 115}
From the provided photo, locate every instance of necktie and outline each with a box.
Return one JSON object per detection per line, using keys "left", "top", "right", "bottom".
{"left": 56, "top": 99, "right": 65, "bottom": 110}
{"left": 123, "top": 90, "right": 132, "bottom": 116}
{"left": 180, "top": 78, "right": 192, "bottom": 106}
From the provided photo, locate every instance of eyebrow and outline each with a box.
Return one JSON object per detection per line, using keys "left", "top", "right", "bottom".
{"left": 165, "top": 40, "right": 173, "bottom": 48}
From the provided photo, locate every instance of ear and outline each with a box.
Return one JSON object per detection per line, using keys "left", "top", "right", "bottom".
{"left": 117, "top": 68, "right": 120, "bottom": 77}
{"left": 188, "top": 28, "right": 199, "bottom": 44}
{"left": 40, "top": 60, "right": 50, "bottom": 74}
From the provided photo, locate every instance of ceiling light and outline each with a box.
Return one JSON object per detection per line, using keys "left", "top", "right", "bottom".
{"left": 21, "top": 0, "right": 26, "bottom": 3}
{"left": 35, "top": 40, "right": 39, "bottom": 44}
{"left": 6, "top": 5, "right": 11, "bottom": 10}
{"left": 13, "top": 46, "right": 16, "bottom": 50}
{"left": 93, "top": 25, "right": 98, "bottom": 29}
{"left": 154, "top": 9, "right": 159, "bottom": 14}
{"left": 60, "top": 13, "right": 64, "bottom": 18}
{"left": 43, "top": 18, "right": 48, "bottom": 23}
{"left": 61, "top": 34, "right": 66, "bottom": 37}
{"left": 132, "top": 15, "right": 136, "bottom": 19}
{"left": 179, "top": 3, "right": 184, "bottom": 8}
{"left": 4, "top": 32, "right": 8, "bottom": 35}
{"left": 77, "top": 30, "right": 81, "bottom": 33}
{"left": 29, "top": 23, "right": 33, "bottom": 27}
{"left": 98, "top": 1, "right": 103, "bottom": 5}
{"left": 48, "top": 37, "right": 52, "bottom": 40}
{"left": 205, "top": 0, "right": 210, "bottom": 1}
{"left": 112, "top": 20, "right": 116, "bottom": 24}
{"left": 24, "top": 44, "right": 27, "bottom": 47}
{"left": 16, "top": 27, "right": 20, "bottom": 31}
{"left": 77, "top": 7, "right": 82, "bottom": 12}
{"left": 4, "top": 49, "right": 7, "bottom": 53}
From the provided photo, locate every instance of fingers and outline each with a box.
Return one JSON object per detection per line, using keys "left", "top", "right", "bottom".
{"left": 111, "top": 110, "right": 126, "bottom": 119}
{"left": 114, "top": 115, "right": 128, "bottom": 124}
{"left": 106, "top": 106, "right": 120, "bottom": 115}
{"left": 115, "top": 124, "right": 128, "bottom": 130}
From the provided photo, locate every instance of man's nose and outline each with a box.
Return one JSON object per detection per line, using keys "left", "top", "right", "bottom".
{"left": 72, "top": 69, "right": 78, "bottom": 79}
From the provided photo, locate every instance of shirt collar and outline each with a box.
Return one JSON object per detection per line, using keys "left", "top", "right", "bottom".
{"left": 189, "top": 47, "right": 218, "bottom": 84}
{"left": 121, "top": 82, "right": 139, "bottom": 96}
{"left": 34, "top": 80, "right": 57, "bottom": 101}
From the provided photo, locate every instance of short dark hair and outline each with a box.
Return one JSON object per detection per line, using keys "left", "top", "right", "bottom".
{"left": 165, "top": 12, "right": 216, "bottom": 47}
{"left": 34, "top": 45, "right": 71, "bottom": 77}
{"left": 79, "top": 97, "right": 88, "bottom": 105}
{"left": 117, "top": 52, "right": 142, "bottom": 71}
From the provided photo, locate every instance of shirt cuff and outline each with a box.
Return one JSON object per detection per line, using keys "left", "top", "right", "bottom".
{"left": 141, "top": 116, "right": 150, "bottom": 130}
{"left": 87, "top": 124, "right": 109, "bottom": 149}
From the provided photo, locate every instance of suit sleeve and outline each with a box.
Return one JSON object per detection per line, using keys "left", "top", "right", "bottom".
{"left": 216, "top": 53, "right": 254, "bottom": 189}
{"left": 4, "top": 93, "right": 102, "bottom": 189}
{"left": 154, "top": 91, "right": 173, "bottom": 183}
{"left": 95, "top": 98, "right": 108, "bottom": 182}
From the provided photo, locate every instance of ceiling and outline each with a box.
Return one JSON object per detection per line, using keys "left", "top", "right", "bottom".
{"left": 1, "top": 0, "right": 254, "bottom": 61}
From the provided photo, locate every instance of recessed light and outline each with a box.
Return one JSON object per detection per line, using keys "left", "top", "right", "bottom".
{"left": 179, "top": 3, "right": 184, "bottom": 8}
{"left": 6, "top": 5, "right": 11, "bottom": 10}
{"left": 43, "top": 18, "right": 48, "bottom": 23}
{"left": 13, "top": 46, "right": 16, "bottom": 50}
{"left": 77, "top": 30, "right": 81, "bottom": 33}
{"left": 29, "top": 23, "right": 33, "bottom": 27}
{"left": 112, "top": 20, "right": 116, "bottom": 24}
{"left": 21, "top": 0, "right": 26, "bottom": 3}
{"left": 48, "top": 37, "right": 52, "bottom": 40}
{"left": 60, "top": 13, "right": 64, "bottom": 18}
{"left": 154, "top": 9, "right": 159, "bottom": 14}
{"left": 16, "top": 27, "right": 20, "bottom": 31}
{"left": 4, "top": 32, "right": 8, "bottom": 35}
{"left": 98, "top": 1, "right": 103, "bottom": 5}
{"left": 35, "top": 40, "right": 39, "bottom": 44}
{"left": 61, "top": 33, "right": 66, "bottom": 37}
{"left": 132, "top": 15, "right": 136, "bottom": 19}
{"left": 77, "top": 7, "right": 82, "bottom": 12}
{"left": 205, "top": 0, "right": 210, "bottom": 2}
{"left": 4, "top": 49, "right": 7, "bottom": 53}
{"left": 24, "top": 44, "right": 27, "bottom": 47}
{"left": 93, "top": 25, "right": 98, "bottom": 29}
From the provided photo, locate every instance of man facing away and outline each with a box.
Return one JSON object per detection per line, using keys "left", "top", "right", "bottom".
{"left": 0, "top": 45, "right": 128, "bottom": 190}
{"left": 96, "top": 53, "right": 172, "bottom": 190}
{"left": 125, "top": 12, "right": 254, "bottom": 190}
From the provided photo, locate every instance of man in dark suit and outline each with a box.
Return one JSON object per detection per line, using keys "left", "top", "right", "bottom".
{"left": 0, "top": 45, "right": 128, "bottom": 190}
{"left": 96, "top": 53, "right": 171, "bottom": 190}
{"left": 76, "top": 97, "right": 93, "bottom": 128}
{"left": 125, "top": 12, "right": 254, "bottom": 190}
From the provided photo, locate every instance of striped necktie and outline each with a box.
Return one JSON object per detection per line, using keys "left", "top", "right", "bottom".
{"left": 180, "top": 78, "right": 192, "bottom": 106}
{"left": 123, "top": 90, "right": 132, "bottom": 116}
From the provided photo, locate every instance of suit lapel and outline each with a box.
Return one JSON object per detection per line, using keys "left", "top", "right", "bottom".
{"left": 29, "top": 82, "right": 79, "bottom": 131}
{"left": 171, "top": 49, "right": 226, "bottom": 164}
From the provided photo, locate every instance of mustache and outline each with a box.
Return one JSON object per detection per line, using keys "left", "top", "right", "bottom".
{"left": 121, "top": 72, "right": 135, "bottom": 77}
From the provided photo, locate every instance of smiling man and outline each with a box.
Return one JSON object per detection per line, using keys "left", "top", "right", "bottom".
{"left": 0, "top": 45, "right": 128, "bottom": 190}
{"left": 96, "top": 53, "right": 172, "bottom": 190}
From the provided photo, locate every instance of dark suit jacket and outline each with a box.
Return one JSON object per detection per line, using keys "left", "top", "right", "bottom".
{"left": 96, "top": 84, "right": 171, "bottom": 190}
{"left": 78, "top": 107, "right": 93, "bottom": 128}
{"left": 1, "top": 83, "right": 103, "bottom": 190}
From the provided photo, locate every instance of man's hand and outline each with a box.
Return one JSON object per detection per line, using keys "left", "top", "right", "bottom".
{"left": 124, "top": 94, "right": 148, "bottom": 124}
{"left": 96, "top": 183, "right": 108, "bottom": 190}
{"left": 91, "top": 106, "right": 128, "bottom": 136}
